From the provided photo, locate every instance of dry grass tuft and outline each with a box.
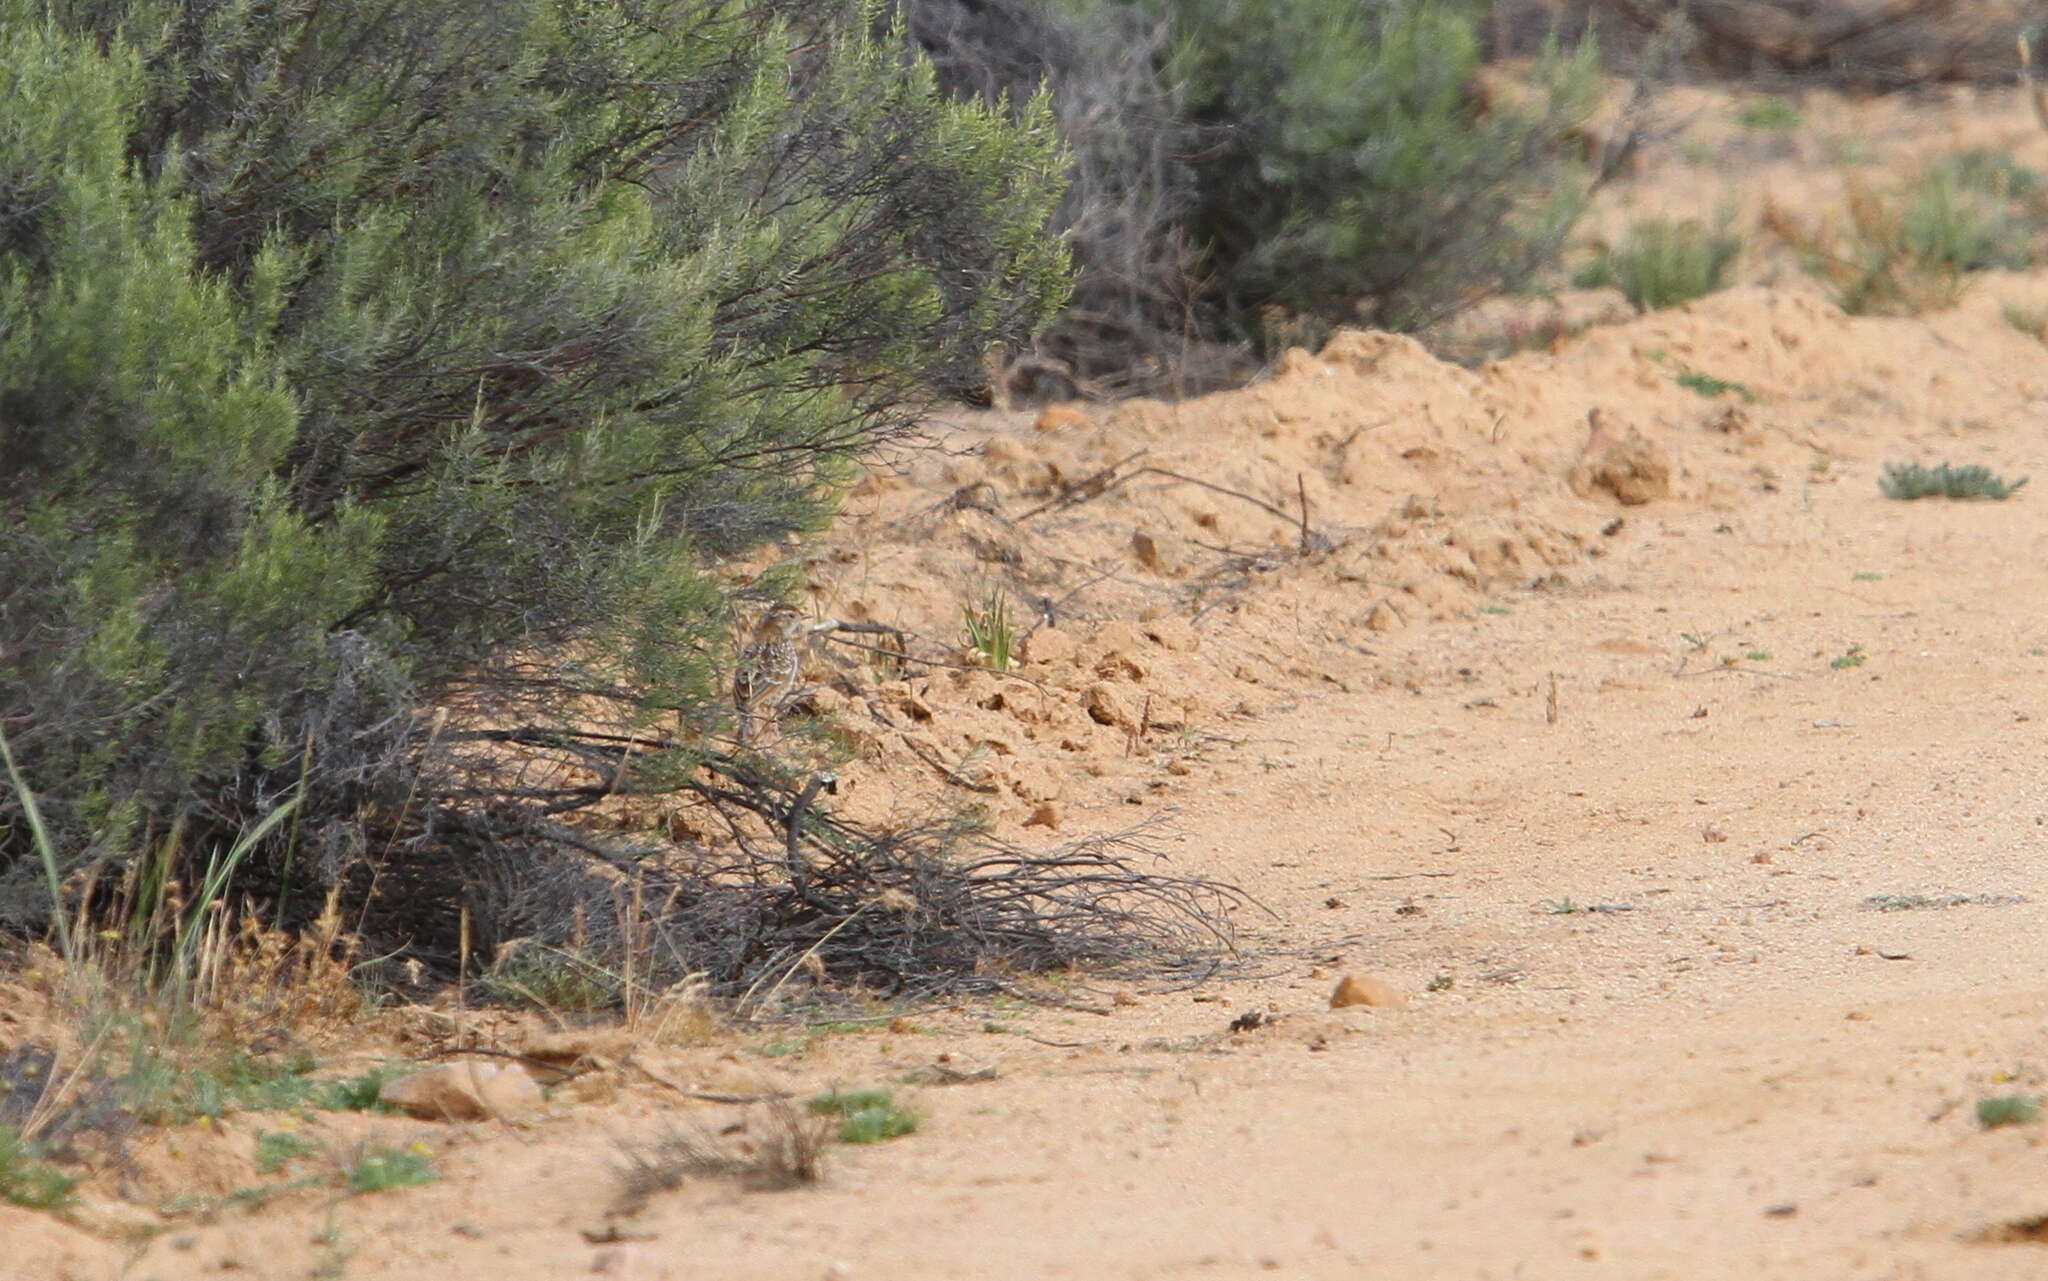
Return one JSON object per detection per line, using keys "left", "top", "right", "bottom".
{"left": 612, "top": 1098, "right": 831, "bottom": 1211}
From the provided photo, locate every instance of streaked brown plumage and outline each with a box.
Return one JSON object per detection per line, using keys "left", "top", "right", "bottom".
{"left": 732, "top": 603, "right": 808, "bottom": 744}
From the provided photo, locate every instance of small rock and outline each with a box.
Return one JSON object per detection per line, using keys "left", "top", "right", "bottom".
{"left": 1139, "top": 615, "right": 1198, "bottom": 652}
{"left": 1130, "top": 529, "right": 1190, "bottom": 577}
{"left": 1568, "top": 410, "right": 1673, "bottom": 506}
{"left": 1329, "top": 973, "right": 1408, "bottom": 1010}
{"left": 1083, "top": 682, "right": 1140, "bottom": 733}
{"left": 380, "top": 1061, "right": 543, "bottom": 1122}
{"left": 1365, "top": 602, "right": 1402, "bottom": 633}
{"left": 1019, "top": 627, "right": 1076, "bottom": 667}
{"left": 1702, "top": 824, "right": 1728, "bottom": 844}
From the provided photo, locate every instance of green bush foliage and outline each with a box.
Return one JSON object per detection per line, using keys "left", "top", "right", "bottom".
{"left": 1879, "top": 462, "right": 2028, "bottom": 501}
{"left": 902, "top": 0, "right": 1603, "bottom": 387}
{"left": 1575, "top": 217, "right": 1743, "bottom": 311}
{"left": 1163, "top": 0, "right": 1601, "bottom": 340}
{"left": 0, "top": 1, "right": 1068, "bottom": 939}
{"left": 1769, "top": 157, "right": 2041, "bottom": 315}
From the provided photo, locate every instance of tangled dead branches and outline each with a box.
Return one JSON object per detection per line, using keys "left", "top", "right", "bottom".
{"left": 372, "top": 760, "right": 1251, "bottom": 1007}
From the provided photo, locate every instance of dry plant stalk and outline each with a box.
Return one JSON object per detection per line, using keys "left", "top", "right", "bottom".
{"left": 1763, "top": 185, "right": 1965, "bottom": 315}
{"left": 612, "top": 1098, "right": 831, "bottom": 1212}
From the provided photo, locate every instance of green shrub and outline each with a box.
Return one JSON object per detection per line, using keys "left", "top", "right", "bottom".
{"left": 2005, "top": 304, "right": 2048, "bottom": 340}
{"left": 0, "top": 1, "right": 1069, "bottom": 954}
{"left": 809, "top": 1087, "right": 919, "bottom": 1143}
{"left": 345, "top": 1144, "right": 435, "bottom": 1193}
{"left": 1575, "top": 217, "right": 1743, "bottom": 311}
{"left": 1925, "top": 149, "right": 2044, "bottom": 201}
{"left": 1161, "top": 0, "right": 1601, "bottom": 341}
{"left": 1879, "top": 462, "right": 2028, "bottom": 501}
{"left": 0, "top": 1125, "right": 76, "bottom": 1210}
{"left": 480, "top": 945, "right": 621, "bottom": 1013}
{"left": 1770, "top": 163, "right": 2037, "bottom": 315}
{"left": 905, "top": 0, "right": 1604, "bottom": 386}
{"left": 1977, "top": 1096, "right": 2041, "bottom": 1129}
{"left": 1736, "top": 97, "right": 1801, "bottom": 131}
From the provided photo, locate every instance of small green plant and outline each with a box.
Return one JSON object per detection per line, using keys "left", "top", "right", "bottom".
{"left": 1864, "top": 892, "right": 2023, "bottom": 912}
{"left": 1425, "top": 973, "right": 1454, "bottom": 992}
{"left": 1737, "top": 97, "right": 1801, "bottom": 131}
{"left": 345, "top": 1144, "right": 436, "bottom": 1193}
{"left": 1744, "top": 650, "right": 1772, "bottom": 662}
{"left": 1976, "top": 1096, "right": 2042, "bottom": 1128}
{"left": 1829, "top": 644, "right": 1867, "bottom": 670}
{"left": 809, "top": 1088, "right": 918, "bottom": 1143}
{"left": 479, "top": 944, "right": 620, "bottom": 1013}
{"left": 1478, "top": 605, "right": 1513, "bottom": 616}
{"left": 1674, "top": 367, "right": 1757, "bottom": 401}
{"left": 310, "top": 1065, "right": 406, "bottom": 1113}
{"left": 1926, "top": 148, "right": 2044, "bottom": 200}
{"left": 0, "top": 1125, "right": 77, "bottom": 1210}
{"left": 962, "top": 588, "right": 1015, "bottom": 672}
{"left": 1879, "top": 461, "right": 2028, "bottom": 500}
{"left": 1852, "top": 571, "right": 1883, "bottom": 581}
{"left": 1824, "top": 137, "right": 1878, "bottom": 166}
{"left": 2004, "top": 304, "right": 2048, "bottom": 340}
{"left": 1538, "top": 897, "right": 1581, "bottom": 915}
{"left": 1575, "top": 218, "right": 1743, "bottom": 311}
{"left": 255, "top": 1129, "right": 322, "bottom": 1174}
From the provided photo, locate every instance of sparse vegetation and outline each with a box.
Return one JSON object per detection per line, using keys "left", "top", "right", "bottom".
{"left": 1879, "top": 462, "right": 2028, "bottom": 500}
{"left": 1977, "top": 1096, "right": 2042, "bottom": 1129}
{"left": 0, "top": 1125, "right": 77, "bottom": 1210}
{"left": 1674, "top": 367, "right": 1757, "bottom": 400}
{"left": 2005, "top": 304, "right": 2048, "bottom": 340}
{"left": 1737, "top": 96, "right": 1801, "bottom": 130}
{"left": 345, "top": 1144, "right": 437, "bottom": 1194}
{"left": 963, "top": 588, "right": 1018, "bottom": 672}
{"left": 254, "top": 1129, "right": 323, "bottom": 1174}
{"left": 1830, "top": 644, "right": 1868, "bottom": 670}
{"left": 810, "top": 1087, "right": 920, "bottom": 1143}
{"left": 1575, "top": 217, "right": 1743, "bottom": 311}
{"left": 1768, "top": 162, "right": 2040, "bottom": 315}
{"left": 1864, "top": 893, "right": 2024, "bottom": 912}
{"left": 479, "top": 944, "right": 622, "bottom": 1013}
{"left": 613, "top": 1098, "right": 832, "bottom": 1209}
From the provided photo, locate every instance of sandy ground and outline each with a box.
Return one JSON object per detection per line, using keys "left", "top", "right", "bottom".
{"left": 13, "top": 80, "right": 2048, "bottom": 1281}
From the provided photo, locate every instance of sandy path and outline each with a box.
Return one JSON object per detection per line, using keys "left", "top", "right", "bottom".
{"left": 80, "top": 420, "right": 2048, "bottom": 1281}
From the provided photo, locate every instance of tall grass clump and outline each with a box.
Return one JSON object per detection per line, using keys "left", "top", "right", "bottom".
{"left": 1768, "top": 159, "right": 2041, "bottom": 314}
{"left": 0, "top": 1, "right": 1069, "bottom": 965}
{"left": 1575, "top": 216, "right": 1744, "bottom": 310}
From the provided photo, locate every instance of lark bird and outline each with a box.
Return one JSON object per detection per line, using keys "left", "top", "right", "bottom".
{"left": 732, "top": 602, "right": 810, "bottom": 745}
